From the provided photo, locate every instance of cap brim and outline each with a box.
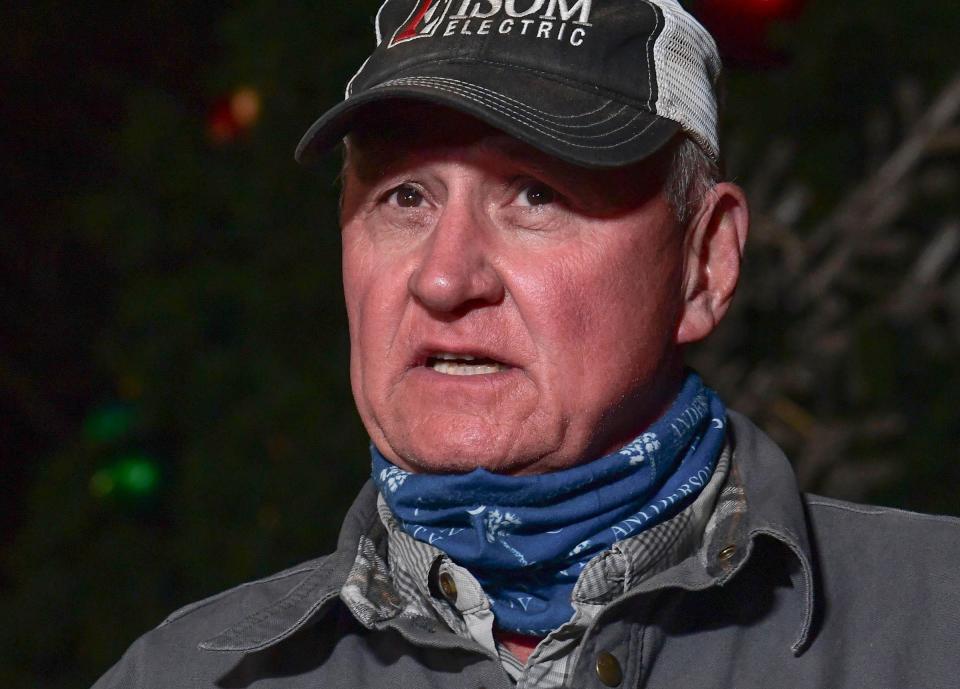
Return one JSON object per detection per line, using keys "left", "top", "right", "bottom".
{"left": 295, "top": 61, "right": 679, "bottom": 169}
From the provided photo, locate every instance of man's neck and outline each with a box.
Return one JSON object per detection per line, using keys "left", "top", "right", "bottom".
{"left": 494, "top": 630, "right": 543, "bottom": 664}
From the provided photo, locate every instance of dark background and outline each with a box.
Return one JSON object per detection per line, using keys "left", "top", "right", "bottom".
{"left": 2, "top": 1, "right": 959, "bottom": 686}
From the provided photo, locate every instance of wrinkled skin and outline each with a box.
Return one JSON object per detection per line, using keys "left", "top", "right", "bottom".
{"left": 339, "top": 104, "right": 747, "bottom": 475}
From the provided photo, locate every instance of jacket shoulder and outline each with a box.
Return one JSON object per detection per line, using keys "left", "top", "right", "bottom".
{"left": 91, "top": 553, "right": 337, "bottom": 689}
{"left": 804, "top": 493, "right": 960, "bottom": 538}
{"left": 159, "top": 555, "right": 328, "bottom": 628}
{"left": 802, "top": 494, "right": 960, "bottom": 603}
{"left": 93, "top": 484, "right": 381, "bottom": 688}
{"left": 799, "top": 494, "right": 960, "bottom": 663}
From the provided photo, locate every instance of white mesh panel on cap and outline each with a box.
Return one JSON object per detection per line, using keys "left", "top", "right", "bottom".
{"left": 649, "top": 0, "right": 722, "bottom": 161}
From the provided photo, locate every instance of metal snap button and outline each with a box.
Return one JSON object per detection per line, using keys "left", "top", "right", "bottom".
{"left": 718, "top": 544, "right": 738, "bottom": 563}
{"left": 438, "top": 571, "right": 458, "bottom": 603}
{"left": 595, "top": 651, "right": 623, "bottom": 687}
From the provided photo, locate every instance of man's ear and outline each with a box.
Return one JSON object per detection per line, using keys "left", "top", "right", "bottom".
{"left": 676, "top": 182, "right": 749, "bottom": 345}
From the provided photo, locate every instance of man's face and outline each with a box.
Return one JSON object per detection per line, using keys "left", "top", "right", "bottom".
{"left": 340, "top": 105, "right": 689, "bottom": 475}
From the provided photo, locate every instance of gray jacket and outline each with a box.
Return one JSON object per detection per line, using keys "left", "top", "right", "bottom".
{"left": 94, "top": 412, "right": 960, "bottom": 688}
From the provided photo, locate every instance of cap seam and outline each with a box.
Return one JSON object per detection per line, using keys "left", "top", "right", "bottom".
{"left": 380, "top": 75, "right": 625, "bottom": 123}
{"left": 358, "top": 55, "right": 657, "bottom": 115}
{"left": 377, "top": 77, "right": 636, "bottom": 134}
{"left": 371, "top": 77, "right": 661, "bottom": 151}
{"left": 641, "top": 0, "right": 664, "bottom": 112}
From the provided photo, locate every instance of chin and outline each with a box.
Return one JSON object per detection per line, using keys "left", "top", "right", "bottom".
{"left": 381, "top": 421, "right": 542, "bottom": 475}
{"left": 400, "top": 441, "right": 514, "bottom": 475}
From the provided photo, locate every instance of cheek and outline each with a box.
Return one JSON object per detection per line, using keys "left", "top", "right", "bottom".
{"left": 342, "top": 230, "right": 400, "bottom": 387}
{"left": 512, "top": 229, "right": 683, "bottom": 374}
{"left": 342, "top": 232, "right": 373, "bottom": 340}
{"left": 606, "top": 244, "right": 684, "bottom": 350}
{"left": 343, "top": 227, "right": 401, "bottom": 326}
{"left": 341, "top": 234, "right": 370, "bottom": 408}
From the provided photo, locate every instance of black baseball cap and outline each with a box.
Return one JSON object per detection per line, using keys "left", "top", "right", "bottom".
{"left": 295, "top": 0, "right": 721, "bottom": 168}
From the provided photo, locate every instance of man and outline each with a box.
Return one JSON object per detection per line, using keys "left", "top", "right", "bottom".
{"left": 94, "top": 1, "right": 959, "bottom": 687}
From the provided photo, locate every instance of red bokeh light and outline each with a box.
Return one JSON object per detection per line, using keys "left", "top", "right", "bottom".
{"left": 701, "top": 0, "right": 806, "bottom": 21}
{"left": 206, "top": 87, "right": 262, "bottom": 145}
{"left": 694, "top": 0, "right": 807, "bottom": 67}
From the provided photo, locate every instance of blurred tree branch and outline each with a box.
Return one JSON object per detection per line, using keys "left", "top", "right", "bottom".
{"left": 694, "top": 70, "right": 960, "bottom": 501}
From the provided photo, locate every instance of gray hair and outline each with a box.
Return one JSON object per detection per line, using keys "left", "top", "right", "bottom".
{"left": 664, "top": 136, "right": 721, "bottom": 227}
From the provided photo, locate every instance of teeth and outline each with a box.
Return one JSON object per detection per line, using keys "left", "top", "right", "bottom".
{"left": 426, "top": 352, "right": 509, "bottom": 375}
{"left": 431, "top": 361, "right": 508, "bottom": 376}
{"left": 434, "top": 352, "right": 476, "bottom": 361}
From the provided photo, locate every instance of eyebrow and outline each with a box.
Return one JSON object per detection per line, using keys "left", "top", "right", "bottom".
{"left": 346, "top": 127, "right": 665, "bottom": 213}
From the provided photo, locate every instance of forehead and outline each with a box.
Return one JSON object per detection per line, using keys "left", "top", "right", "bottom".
{"left": 344, "top": 101, "right": 672, "bottom": 206}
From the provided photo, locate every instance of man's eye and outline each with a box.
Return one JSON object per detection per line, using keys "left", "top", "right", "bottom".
{"left": 387, "top": 184, "right": 425, "bottom": 208}
{"left": 517, "top": 182, "right": 557, "bottom": 207}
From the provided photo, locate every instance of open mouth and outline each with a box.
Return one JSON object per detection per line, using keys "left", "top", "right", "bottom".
{"left": 425, "top": 352, "right": 511, "bottom": 376}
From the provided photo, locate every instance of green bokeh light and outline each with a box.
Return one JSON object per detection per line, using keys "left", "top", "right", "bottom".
{"left": 115, "top": 456, "right": 160, "bottom": 496}
{"left": 89, "top": 455, "right": 160, "bottom": 500}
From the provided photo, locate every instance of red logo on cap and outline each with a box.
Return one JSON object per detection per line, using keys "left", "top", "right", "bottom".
{"left": 389, "top": 0, "right": 454, "bottom": 46}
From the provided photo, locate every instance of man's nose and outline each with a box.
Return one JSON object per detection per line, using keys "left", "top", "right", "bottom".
{"left": 408, "top": 202, "right": 505, "bottom": 314}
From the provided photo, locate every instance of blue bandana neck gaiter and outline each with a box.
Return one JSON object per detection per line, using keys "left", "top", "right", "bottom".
{"left": 372, "top": 371, "right": 727, "bottom": 635}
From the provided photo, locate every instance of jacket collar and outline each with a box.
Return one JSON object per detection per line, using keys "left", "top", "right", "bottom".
{"left": 200, "top": 411, "right": 817, "bottom": 655}
{"left": 713, "top": 410, "right": 816, "bottom": 654}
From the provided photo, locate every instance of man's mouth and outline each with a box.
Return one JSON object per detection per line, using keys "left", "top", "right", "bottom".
{"left": 425, "top": 352, "right": 511, "bottom": 376}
